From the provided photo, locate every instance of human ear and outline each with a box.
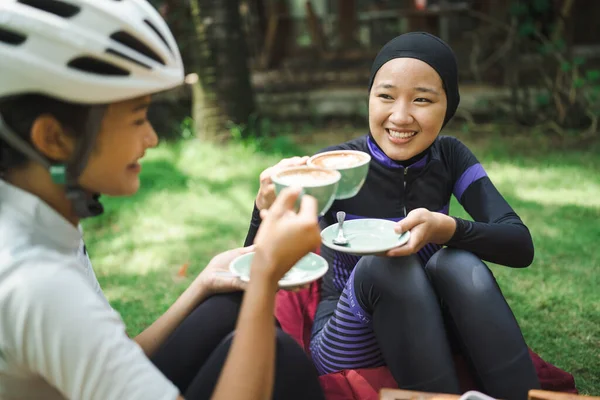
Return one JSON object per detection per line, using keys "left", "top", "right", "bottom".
{"left": 30, "top": 115, "right": 75, "bottom": 162}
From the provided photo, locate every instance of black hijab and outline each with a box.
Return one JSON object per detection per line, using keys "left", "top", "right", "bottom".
{"left": 368, "top": 32, "right": 460, "bottom": 127}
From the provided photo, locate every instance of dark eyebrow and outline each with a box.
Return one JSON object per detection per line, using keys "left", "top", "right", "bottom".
{"left": 132, "top": 102, "right": 151, "bottom": 112}
{"left": 375, "top": 83, "right": 396, "bottom": 89}
{"left": 375, "top": 83, "right": 440, "bottom": 95}
{"left": 415, "top": 87, "right": 440, "bottom": 95}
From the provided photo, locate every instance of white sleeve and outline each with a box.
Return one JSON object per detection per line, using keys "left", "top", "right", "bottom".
{"left": 3, "top": 262, "right": 180, "bottom": 400}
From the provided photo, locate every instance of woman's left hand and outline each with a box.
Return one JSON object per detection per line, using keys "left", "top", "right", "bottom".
{"left": 386, "top": 208, "right": 456, "bottom": 257}
{"left": 193, "top": 246, "right": 255, "bottom": 296}
{"left": 192, "top": 244, "right": 312, "bottom": 296}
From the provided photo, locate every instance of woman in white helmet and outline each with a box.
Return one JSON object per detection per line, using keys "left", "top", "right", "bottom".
{"left": 0, "top": 1, "right": 325, "bottom": 399}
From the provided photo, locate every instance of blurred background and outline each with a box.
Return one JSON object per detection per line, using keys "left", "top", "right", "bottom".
{"left": 83, "top": 0, "right": 599, "bottom": 394}
{"left": 147, "top": 0, "right": 600, "bottom": 142}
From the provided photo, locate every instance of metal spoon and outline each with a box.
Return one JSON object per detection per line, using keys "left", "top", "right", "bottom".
{"left": 333, "top": 211, "right": 349, "bottom": 246}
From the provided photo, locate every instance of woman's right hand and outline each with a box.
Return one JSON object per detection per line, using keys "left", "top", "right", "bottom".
{"left": 255, "top": 156, "right": 310, "bottom": 211}
{"left": 251, "top": 187, "right": 321, "bottom": 285}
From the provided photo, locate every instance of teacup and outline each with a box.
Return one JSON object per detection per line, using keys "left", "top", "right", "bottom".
{"left": 271, "top": 166, "right": 341, "bottom": 216}
{"left": 307, "top": 150, "right": 371, "bottom": 199}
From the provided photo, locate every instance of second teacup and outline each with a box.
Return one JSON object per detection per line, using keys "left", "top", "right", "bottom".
{"left": 308, "top": 150, "right": 371, "bottom": 200}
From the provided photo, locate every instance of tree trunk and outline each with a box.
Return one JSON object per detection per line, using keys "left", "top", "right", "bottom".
{"left": 189, "top": 0, "right": 256, "bottom": 141}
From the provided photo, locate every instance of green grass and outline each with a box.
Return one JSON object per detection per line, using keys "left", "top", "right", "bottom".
{"left": 83, "top": 130, "right": 599, "bottom": 395}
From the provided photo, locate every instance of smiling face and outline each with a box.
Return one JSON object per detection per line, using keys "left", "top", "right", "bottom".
{"left": 368, "top": 58, "right": 447, "bottom": 161}
{"left": 77, "top": 95, "right": 158, "bottom": 196}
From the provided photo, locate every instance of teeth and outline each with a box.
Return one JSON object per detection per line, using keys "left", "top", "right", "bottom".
{"left": 388, "top": 129, "right": 416, "bottom": 139}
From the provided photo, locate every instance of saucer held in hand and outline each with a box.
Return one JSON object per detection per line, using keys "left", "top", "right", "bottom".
{"left": 229, "top": 252, "right": 329, "bottom": 289}
{"left": 321, "top": 219, "right": 410, "bottom": 256}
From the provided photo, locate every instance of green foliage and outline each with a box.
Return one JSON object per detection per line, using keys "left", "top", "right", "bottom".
{"left": 226, "top": 114, "right": 299, "bottom": 157}
{"left": 500, "top": 0, "right": 600, "bottom": 136}
{"left": 179, "top": 117, "right": 195, "bottom": 140}
{"left": 518, "top": 20, "right": 536, "bottom": 37}
{"left": 535, "top": 92, "right": 551, "bottom": 107}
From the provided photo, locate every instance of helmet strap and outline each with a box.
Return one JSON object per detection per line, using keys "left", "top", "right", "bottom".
{"left": 0, "top": 106, "right": 107, "bottom": 219}
{"left": 64, "top": 105, "right": 107, "bottom": 219}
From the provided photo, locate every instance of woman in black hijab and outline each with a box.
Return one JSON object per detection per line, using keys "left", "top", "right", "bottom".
{"left": 246, "top": 32, "right": 541, "bottom": 400}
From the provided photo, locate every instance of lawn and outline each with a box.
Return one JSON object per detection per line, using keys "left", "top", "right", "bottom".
{"left": 83, "top": 127, "right": 600, "bottom": 395}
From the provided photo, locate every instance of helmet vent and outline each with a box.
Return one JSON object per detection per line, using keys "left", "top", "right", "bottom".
{"left": 110, "top": 31, "right": 165, "bottom": 66}
{"left": 106, "top": 48, "right": 152, "bottom": 70}
{"left": 17, "top": 0, "right": 81, "bottom": 18}
{"left": 144, "top": 19, "right": 173, "bottom": 55}
{"left": 67, "top": 57, "right": 130, "bottom": 76}
{"left": 0, "top": 27, "right": 27, "bottom": 46}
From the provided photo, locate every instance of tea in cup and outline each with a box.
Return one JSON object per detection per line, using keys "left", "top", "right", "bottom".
{"left": 308, "top": 150, "right": 370, "bottom": 199}
{"left": 271, "top": 166, "right": 341, "bottom": 216}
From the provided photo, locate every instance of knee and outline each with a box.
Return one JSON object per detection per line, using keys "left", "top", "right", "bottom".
{"left": 353, "top": 255, "right": 431, "bottom": 299}
{"left": 425, "top": 248, "right": 497, "bottom": 296}
{"left": 203, "top": 291, "right": 244, "bottom": 308}
{"left": 197, "top": 292, "right": 243, "bottom": 327}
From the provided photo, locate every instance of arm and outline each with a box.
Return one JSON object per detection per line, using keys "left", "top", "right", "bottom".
{"left": 135, "top": 246, "right": 253, "bottom": 357}
{"left": 213, "top": 188, "right": 321, "bottom": 400}
{"left": 244, "top": 156, "right": 312, "bottom": 247}
{"left": 211, "top": 260, "right": 279, "bottom": 400}
{"left": 390, "top": 138, "right": 533, "bottom": 267}
{"left": 446, "top": 176, "right": 534, "bottom": 268}
{"left": 244, "top": 138, "right": 365, "bottom": 247}
{"left": 444, "top": 137, "right": 534, "bottom": 267}
{"left": 134, "top": 281, "right": 209, "bottom": 357}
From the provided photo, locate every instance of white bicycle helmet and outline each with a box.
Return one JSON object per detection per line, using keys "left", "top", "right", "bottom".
{"left": 0, "top": 0, "right": 184, "bottom": 103}
{"left": 0, "top": 0, "right": 185, "bottom": 218}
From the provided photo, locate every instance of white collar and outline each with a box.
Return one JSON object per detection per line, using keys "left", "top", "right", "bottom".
{"left": 0, "top": 180, "right": 81, "bottom": 252}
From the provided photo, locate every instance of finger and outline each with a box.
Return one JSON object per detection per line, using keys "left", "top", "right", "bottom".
{"left": 278, "top": 156, "right": 303, "bottom": 167}
{"left": 236, "top": 279, "right": 248, "bottom": 291}
{"left": 259, "top": 167, "right": 274, "bottom": 184}
{"left": 386, "top": 247, "right": 410, "bottom": 257}
{"left": 387, "top": 229, "right": 423, "bottom": 257}
{"left": 265, "top": 183, "right": 275, "bottom": 196}
{"left": 297, "top": 193, "right": 318, "bottom": 219}
{"left": 259, "top": 209, "right": 268, "bottom": 219}
{"left": 240, "top": 245, "right": 255, "bottom": 254}
{"left": 269, "top": 186, "right": 302, "bottom": 218}
{"left": 259, "top": 184, "right": 275, "bottom": 200}
{"left": 290, "top": 156, "right": 310, "bottom": 166}
{"left": 386, "top": 241, "right": 415, "bottom": 257}
{"left": 225, "top": 277, "right": 247, "bottom": 292}
{"left": 394, "top": 214, "right": 420, "bottom": 234}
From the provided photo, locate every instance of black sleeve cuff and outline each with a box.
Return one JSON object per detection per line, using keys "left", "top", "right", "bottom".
{"left": 447, "top": 217, "right": 469, "bottom": 245}
{"left": 250, "top": 202, "right": 262, "bottom": 226}
{"left": 243, "top": 202, "right": 262, "bottom": 247}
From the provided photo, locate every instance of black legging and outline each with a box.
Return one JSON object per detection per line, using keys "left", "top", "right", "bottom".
{"left": 352, "top": 248, "right": 540, "bottom": 400}
{"left": 151, "top": 292, "right": 325, "bottom": 400}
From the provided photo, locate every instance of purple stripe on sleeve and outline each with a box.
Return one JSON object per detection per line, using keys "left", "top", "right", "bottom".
{"left": 319, "top": 340, "right": 381, "bottom": 355}
{"left": 453, "top": 163, "right": 487, "bottom": 201}
{"left": 322, "top": 322, "right": 372, "bottom": 336}
{"left": 321, "top": 330, "right": 378, "bottom": 346}
{"left": 318, "top": 348, "right": 383, "bottom": 363}
{"left": 333, "top": 316, "right": 370, "bottom": 328}
{"left": 317, "top": 353, "right": 385, "bottom": 371}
